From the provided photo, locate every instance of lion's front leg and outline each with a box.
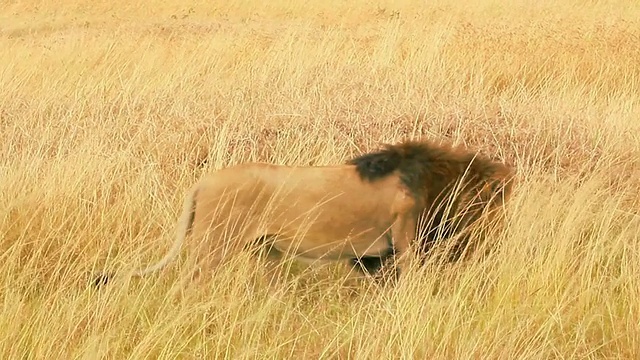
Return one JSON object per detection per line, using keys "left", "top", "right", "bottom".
{"left": 389, "top": 214, "right": 418, "bottom": 279}
{"left": 387, "top": 190, "right": 420, "bottom": 279}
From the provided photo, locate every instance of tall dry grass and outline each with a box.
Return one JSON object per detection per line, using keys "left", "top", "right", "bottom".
{"left": 1, "top": 0, "right": 639, "bottom": 358}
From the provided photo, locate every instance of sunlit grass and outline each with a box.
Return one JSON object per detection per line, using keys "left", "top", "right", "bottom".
{"left": 1, "top": 0, "right": 639, "bottom": 358}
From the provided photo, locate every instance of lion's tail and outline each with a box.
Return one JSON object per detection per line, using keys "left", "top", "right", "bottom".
{"left": 93, "top": 186, "right": 198, "bottom": 287}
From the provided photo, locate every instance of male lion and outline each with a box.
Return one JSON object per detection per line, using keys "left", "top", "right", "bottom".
{"left": 94, "top": 139, "right": 514, "bottom": 287}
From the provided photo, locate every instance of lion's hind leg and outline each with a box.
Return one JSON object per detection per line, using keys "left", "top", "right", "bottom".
{"left": 182, "top": 208, "right": 264, "bottom": 286}
{"left": 245, "top": 234, "right": 290, "bottom": 287}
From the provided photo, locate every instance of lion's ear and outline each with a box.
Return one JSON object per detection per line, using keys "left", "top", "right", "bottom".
{"left": 487, "top": 170, "right": 515, "bottom": 200}
{"left": 489, "top": 178, "right": 505, "bottom": 194}
{"left": 478, "top": 164, "right": 514, "bottom": 199}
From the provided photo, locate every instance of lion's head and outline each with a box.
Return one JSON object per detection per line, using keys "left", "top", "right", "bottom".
{"left": 348, "top": 139, "right": 515, "bottom": 262}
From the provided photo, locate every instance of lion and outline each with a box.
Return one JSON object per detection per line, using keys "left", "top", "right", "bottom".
{"left": 93, "top": 139, "right": 514, "bottom": 287}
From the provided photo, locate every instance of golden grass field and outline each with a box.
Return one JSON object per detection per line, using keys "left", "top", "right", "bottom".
{"left": 2, "top": 0, "right": 640, "bottom": 358}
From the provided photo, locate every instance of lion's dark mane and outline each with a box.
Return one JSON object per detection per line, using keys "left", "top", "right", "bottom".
{"left": 348, "top": 140, "right": 509, "bottom": 199}
{"left": 347, "top": 139, "right": 514, "bottom": 274}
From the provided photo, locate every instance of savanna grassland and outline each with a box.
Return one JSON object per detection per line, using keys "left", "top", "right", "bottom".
{"left": 1, "top": 0, "right": 640, "bottom": 358}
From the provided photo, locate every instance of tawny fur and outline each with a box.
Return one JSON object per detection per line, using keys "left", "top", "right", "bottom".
{"left": 93, "top": 139, "right": 514, "bottom": 287}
